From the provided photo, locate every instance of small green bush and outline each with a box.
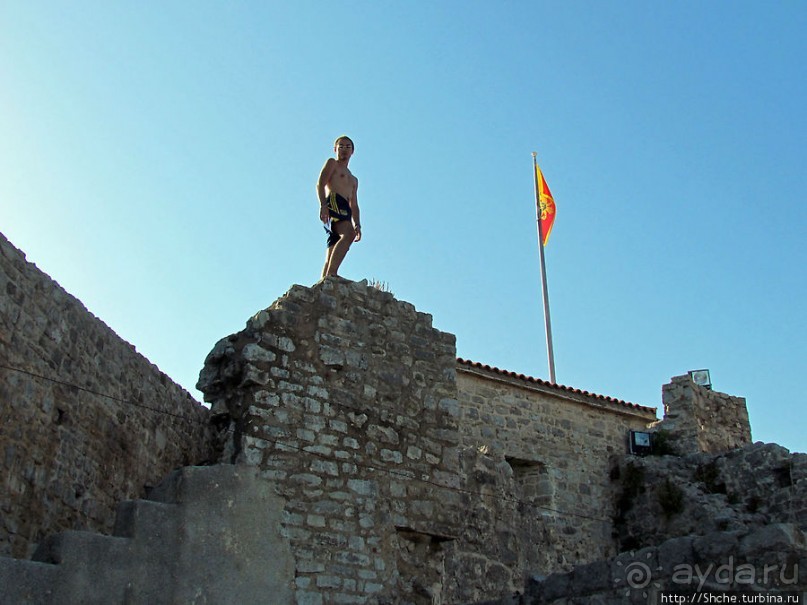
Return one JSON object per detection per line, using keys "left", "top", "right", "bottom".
{"left": 694, "top": 461, "right": 726, "bottom": 494}
{"left": 617, "top": 462, "right": 646, "bottom": 515}
{"left": 650, "top": 430, "right": 678, "bottom": 456}
{"left": 657, "top": 478, "right": 685, "bottom": 518}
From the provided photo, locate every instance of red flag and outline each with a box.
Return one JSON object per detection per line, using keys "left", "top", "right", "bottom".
{"left": 536, "top": 164, "right": 556, "bottom": 246}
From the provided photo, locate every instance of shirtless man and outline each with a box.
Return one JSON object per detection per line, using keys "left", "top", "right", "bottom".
{"left": 317, "top": 135, "right": 361, "bottom": 278}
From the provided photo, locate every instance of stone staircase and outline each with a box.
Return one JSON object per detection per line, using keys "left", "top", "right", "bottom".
{"left": 0, "top": 464, "right": 293, "bottom": 605}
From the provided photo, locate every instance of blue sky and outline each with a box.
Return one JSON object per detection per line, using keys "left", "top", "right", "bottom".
{"left": 1, "top": 1, "right": 804, "bottom": 453}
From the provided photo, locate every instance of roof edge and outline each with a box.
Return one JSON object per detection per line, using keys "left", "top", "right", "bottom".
{"left": 456, "top": 357, "right": 657, "bottom": 417}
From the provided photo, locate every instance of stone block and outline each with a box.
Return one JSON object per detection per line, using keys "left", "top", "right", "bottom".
{"left": 347, "top": 478, "right": 378, "bottom": 497}
{"left": 657, "top": 535, "right": 695, "bottom": 576}
{"left": 693, "top": 531, "right": 742, "bottom": 563}
{"left": 241, "top": 343, "right": 277, "bottom": 363}
{"left": 739, "top": 524, "right": 807, "bottom": 556}
{"left": 536, "top": 571, "right": 572, "bottom": 601}
{"left": 0, "top": 558, "right": 59, "bottom": 604}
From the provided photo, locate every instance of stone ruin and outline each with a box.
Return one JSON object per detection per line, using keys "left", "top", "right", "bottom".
{"left": 507, "top": 438, "right": 807, "bottom": 604}
{"left": 197, "top": 278, "right": 469, "bottom": 603}
{"left": 652, "top": 375, "right": 752, "bottom": 455}
{"left": 1, "top": 229, "right": 805, "bottom": 603}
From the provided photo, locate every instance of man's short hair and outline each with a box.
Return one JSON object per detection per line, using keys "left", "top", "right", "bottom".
{"left": 334, "top": 135, "right": 354, "bottom": 149}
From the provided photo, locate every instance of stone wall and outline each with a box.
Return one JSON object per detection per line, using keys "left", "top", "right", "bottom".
{"left": 0, "top": 231, "right": 213, "bottom": 559}
{"left": 455, "top": 362, "right": 657, "bottom": 572}
{"left": 613, "top": 442, "right": 807, "bottom": 552}
{"left": 479, "top": 440, "right": 807, "bottom": 605}
{"left": 197, "top": 278, "right": 663, "bottom": 604}
{"left": 654, "top": 374, "right": 752, "bottom": 455}
{"left": 198, "top": 278, "right": 466, "bottom": 604}
{"left": 3, "top": 236, "right": 799, "bottom": 604}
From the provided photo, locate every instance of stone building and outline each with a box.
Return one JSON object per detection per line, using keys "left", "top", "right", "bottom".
{"left": 2, "top": 230, "right": 804, "bottom": 604}
{"left": 456, "top": 359, "right": 656, "bottom": 572}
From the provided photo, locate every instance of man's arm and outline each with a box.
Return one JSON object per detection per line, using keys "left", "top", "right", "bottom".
{"left": 316, "top": 158, "right": 336, "bottom": 223}
{"left": 350, "top": 177, "right": 361, "bottom": 242}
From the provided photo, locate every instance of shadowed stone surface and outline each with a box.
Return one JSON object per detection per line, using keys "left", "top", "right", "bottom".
{"left": 0, "top": 465, "right": 292, "bottom": 604}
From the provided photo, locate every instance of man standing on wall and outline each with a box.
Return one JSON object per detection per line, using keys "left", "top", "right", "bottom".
{"left": 317, "top": 135, "right": 361, "bottom": 278}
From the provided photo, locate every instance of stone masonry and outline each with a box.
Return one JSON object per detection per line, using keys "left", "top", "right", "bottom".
{"left": 0, "top": 228, "right": 667, "bottom": 604}
{"left": 0, "top": 231, "right": 214, "bottom": 559}
{"left": 196, "top": 278, "right": 661, "bottom": 604}
{"left": 455, "top": 362, "right": 656, "bottom": 573}
{"left": 653, "top": 374, "right": 752, "bottom": 455}
{"left": 514, "top": 523, "right": 807, "bottom": 604}
{"left": 4, "top": 226, "right": 802, "bottom": 604}
{"left": 198, "top": 278, "right": 467, "bottom": 604}
{"left": 492, "top": 439, "right": 807, "bottom": 604}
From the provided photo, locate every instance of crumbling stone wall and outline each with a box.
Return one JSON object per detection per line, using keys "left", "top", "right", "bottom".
{"left": 198, "top": 278, "right": 468, "bottom": 604}
{"left": 613, "top": 441, "right": 807, "bottom": 552}
{"left": 198, "top": 279, "right": 664, "bottom": 604}
{"left": 0, "top": 231, "right": 213, "bottom": 559}
{"left": 4, "top": 226, "right": 803, "bottom": 604}
{"left": 655, "top": 374, "right": 751, "bottom": 454}
{"left": 455, "top": 365, "right": 658, "bottom": 573}
{"left": 480, "top": 441, "right": 807, "bottom": 604}
{"left": 441, "top": 447, "right": 547, "bottom": 603}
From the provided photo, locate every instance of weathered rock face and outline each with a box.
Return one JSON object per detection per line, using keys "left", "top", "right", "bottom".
{"left": 198, "top": 277, "right": 473, "bottom": 604}
{"left": 522, "top": 523, "right": 806, "bottom": 604}
{"left": 613, "top": 442, "right": 807, "bottom": 552}
{"left": 0, "top": 231, "right": 213, "bottom": 559}
{"left": 508, "top": 439, "right": 807, "bottom": 604}
{"left": 654, "top": 375, "right": 752, "bottom": 455}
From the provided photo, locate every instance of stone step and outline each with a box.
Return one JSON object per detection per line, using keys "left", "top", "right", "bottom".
{"left": 143, "top": 466, "right": 186, "bottom": 504}
{"left": 32, "top": 530, "right": 132, "bottom": 565}
{"left": 2, "top": 465, "right": 292, "bottom": 604}
{"left": 143, "top": 464, "right": 217, "bottom": 505}
{"left": 0, "top": 557, "right": 59, "bottom": 604}
{"left": 27, "top": 521, "right": 183, "bottom": 604}
{"left": 113, "top": 499, "right": 178, "bottom": 541}
{"left": 145, "top": 463, "right": 244, "bottom": 508}
{"left": 30, "top": 531, "right": 137, "bottom": 604}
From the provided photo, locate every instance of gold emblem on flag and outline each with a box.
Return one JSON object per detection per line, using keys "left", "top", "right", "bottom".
{"left": 539, "top": 198, "right": 555, "bottom": 220}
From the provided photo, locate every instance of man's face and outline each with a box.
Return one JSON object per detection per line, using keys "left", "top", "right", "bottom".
{"left": 335, "top": 139, "right": 354, "bottom": 160}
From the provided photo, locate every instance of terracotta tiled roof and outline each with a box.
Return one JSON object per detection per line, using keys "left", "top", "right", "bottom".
{"left": 456, "top": 357, "right": 657, "bottom": 416}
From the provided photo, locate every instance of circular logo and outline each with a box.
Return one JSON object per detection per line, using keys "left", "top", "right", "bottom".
{"left": 624, "top": 561, "right": 652, "bottom": 589}
{"left": 614, "top": 551, "right": 663, "bottom": 597}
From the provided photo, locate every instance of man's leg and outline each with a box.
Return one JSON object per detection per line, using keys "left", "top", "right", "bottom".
{"left": 323, "top": 221, "right": 355, "bottom": 277}
{"left": 321, "top": 246, "right": 335, "bottom": 279}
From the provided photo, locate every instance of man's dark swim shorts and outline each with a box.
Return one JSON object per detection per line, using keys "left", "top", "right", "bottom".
{"left": 324, "top": 191, "right": 352, "bottom": 248}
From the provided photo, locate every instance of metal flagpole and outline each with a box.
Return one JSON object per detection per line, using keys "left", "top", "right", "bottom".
{"left": 532, "top": 152, "right": 556, "bottom": 384}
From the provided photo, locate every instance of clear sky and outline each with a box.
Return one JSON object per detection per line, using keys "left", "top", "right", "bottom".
{"left": 1, "top": 1, "right": 804, "bottom": 453}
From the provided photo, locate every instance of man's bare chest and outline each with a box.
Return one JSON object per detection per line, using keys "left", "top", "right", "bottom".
{"left": 334, "top": 167, "right": 354, "bottom": 183}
